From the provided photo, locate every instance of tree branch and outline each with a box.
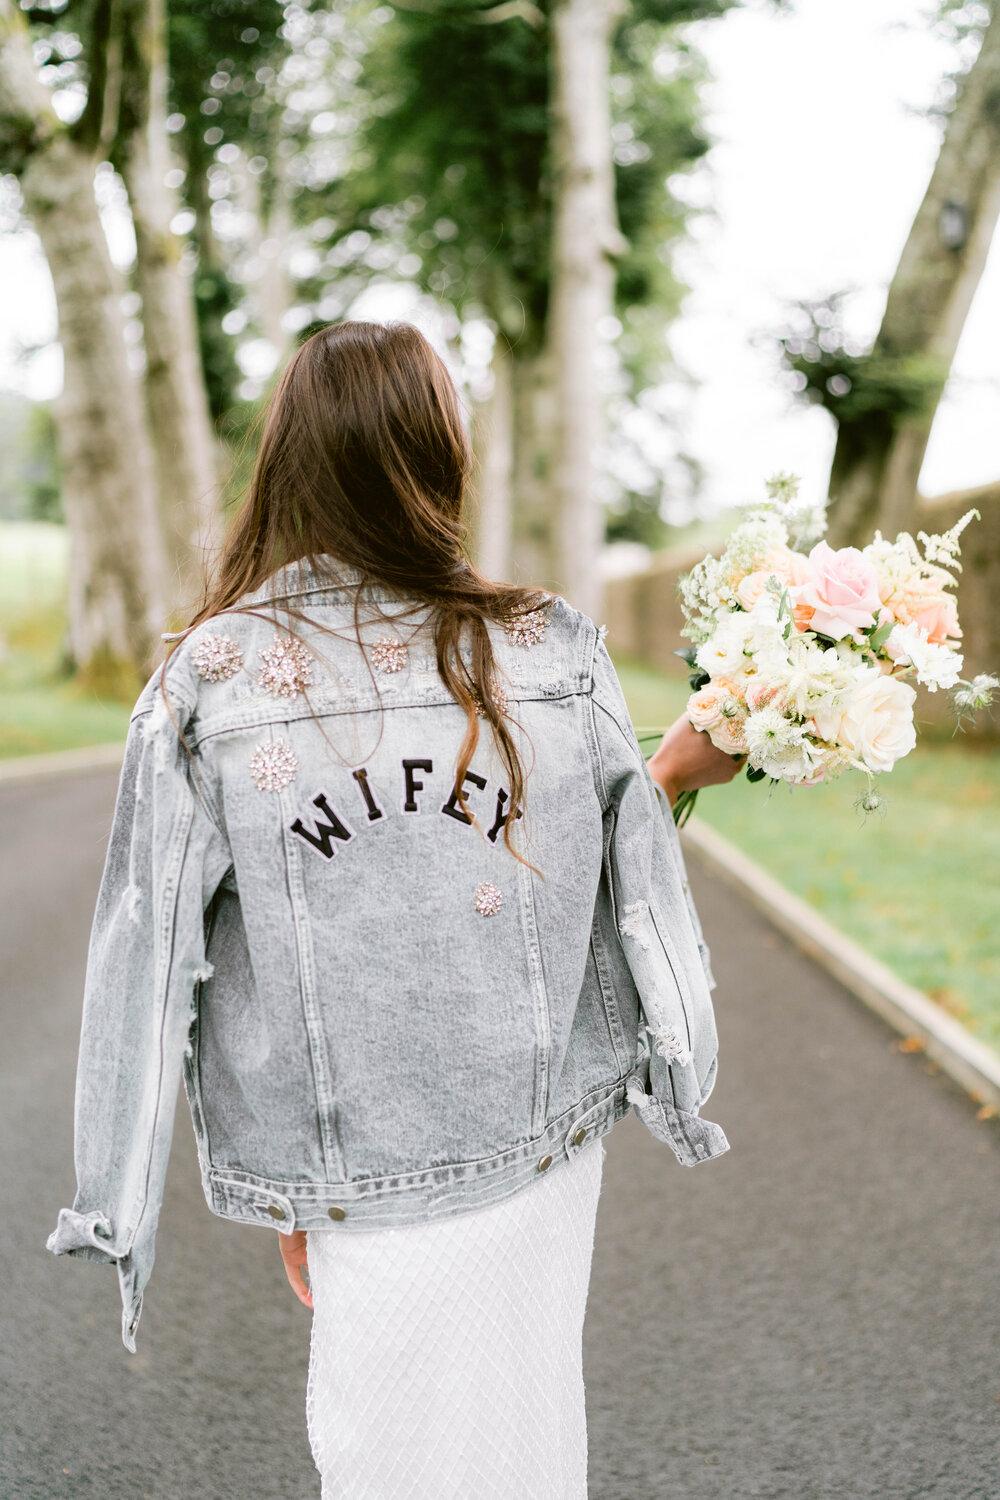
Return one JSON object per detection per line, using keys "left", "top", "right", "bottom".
{"left": 71, "top": 0, "right": 120, "bottom": 155}
{"left": 389, "top": 0, "right": 544, "bottom": 23}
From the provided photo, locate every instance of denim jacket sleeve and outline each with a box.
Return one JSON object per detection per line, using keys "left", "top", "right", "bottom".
{"left": 46, "top": 671, "right": 231, "bottom": 1352}
{"left": 589, "top": 636, "right": 729, "bottom": 1168}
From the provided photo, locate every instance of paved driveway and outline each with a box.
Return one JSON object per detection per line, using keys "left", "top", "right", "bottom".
{"left": 1, "top": 769, "right": 997, "bottom": 1498}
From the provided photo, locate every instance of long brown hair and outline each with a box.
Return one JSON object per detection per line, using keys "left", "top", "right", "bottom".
{"left": 178, "top": 320, "right": 547, "bottom": 860}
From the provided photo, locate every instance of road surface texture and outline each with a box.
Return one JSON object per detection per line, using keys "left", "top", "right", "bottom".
{"left": 2, "top": 768, "right": 998, "bottom": 1500}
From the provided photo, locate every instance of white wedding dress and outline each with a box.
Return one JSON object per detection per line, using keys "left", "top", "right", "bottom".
{"left": 305, "top": 1136, "right": 606, "bottom": 1499}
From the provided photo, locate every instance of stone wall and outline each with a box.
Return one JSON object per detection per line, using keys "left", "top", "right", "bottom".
{"left": 603, "top": 488, "right": 1000, "bottom": 736}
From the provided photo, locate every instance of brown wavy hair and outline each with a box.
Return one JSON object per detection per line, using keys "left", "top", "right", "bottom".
{"left": 175, "top": 320, "right": 548, "bottom": 859}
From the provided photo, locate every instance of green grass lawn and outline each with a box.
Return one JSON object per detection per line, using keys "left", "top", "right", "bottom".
{"left": 0, "top": 522, "right": 132, "bottom": 757}
{"left": 617, "top": 658, "right": 1000, "bottom": 1052}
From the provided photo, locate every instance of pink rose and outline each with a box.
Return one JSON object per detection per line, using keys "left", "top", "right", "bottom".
{"left": 796, "top": 541, "right": 881, "bottom": 641}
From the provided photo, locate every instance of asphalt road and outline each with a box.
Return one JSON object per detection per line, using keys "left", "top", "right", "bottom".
{"left": 1, "top": 768, "right": 998, "bottom": 1500}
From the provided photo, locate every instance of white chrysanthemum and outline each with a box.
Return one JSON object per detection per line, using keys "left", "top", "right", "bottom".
{"left": 743, "top": 706, "right": 805, "bottom": 771}
{"left": 885, "top": 623, "right": 963, "bottom": 692}
{"left": 695, "top": 612, "right": 754, "bottom": 678}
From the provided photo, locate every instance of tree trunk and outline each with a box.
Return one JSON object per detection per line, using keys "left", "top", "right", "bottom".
{"left": 251, "top": 178, "right": 295, "bottom": 355}
{"left": 509, "top": 346, "right": 559, "bottom": 589}
{"left": 469, "top": 338, "right": 514, "bottom": 581}
{"left": 0, "top": 0, "right": 165, "bottom": 689}
{"left": 117, "top": 0, "right": 221, "bottom": 618}
{"left": 828, "top": 10, "right": 1000, "bottom": 546}
{"left": 546, "top": 0, "right": 626, "bottom": 618}
{"left": 23, "top": 139, "right": 165, "bottom": 687}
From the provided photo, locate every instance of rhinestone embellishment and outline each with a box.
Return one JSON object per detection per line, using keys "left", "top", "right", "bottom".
{"left": 474, "top": 881, "right": 503, "bottom": 917}
{"left": 249, "top": 740, "right": 298, "bottom": 792}
{"left": 471, "top": 677, "right": 510, "bottom": 719}
{"left": 504, "top": 606, "right": 549, "bottom": 648}
{"left": 258, "top": 636, "right": 314, "bottom": 698}
{"left": 370, "top": 637, "right": 408, "bottom": 674}
{"left": 192, "top": 634, "right": 243, "bottom": 683}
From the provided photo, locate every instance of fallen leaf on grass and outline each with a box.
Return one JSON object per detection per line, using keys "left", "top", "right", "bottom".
{"left": 976, "top": 1105, "right": 997, "bottom": 1121}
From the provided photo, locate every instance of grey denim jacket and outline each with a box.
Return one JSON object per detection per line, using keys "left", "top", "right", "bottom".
{"left": 47, "top": 557, "right": 728, "bottom": 1351}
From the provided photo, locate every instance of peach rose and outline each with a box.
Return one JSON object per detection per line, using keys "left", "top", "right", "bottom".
{"left": 735, "top": 571, "right": 776, "bottom": 612}
{"left": 687, "top": 677, "right": 745, "bottom": 733}
{"left": 872, "top": 555, "right": 960, "bottom": 642}
{"left": 707, "top": 708, "right": 748, "bottom": 755}
{"left": 796, "top": 541, "right": 881, "bottom": 640}
{"left": 909, "top": 590, "right": 960, "bottom": 645}
{"left": 737, "top": 548, "right": 812, "bottom": 623}
{"left": 761, "top": 545, "right": 811, "bottom": 588}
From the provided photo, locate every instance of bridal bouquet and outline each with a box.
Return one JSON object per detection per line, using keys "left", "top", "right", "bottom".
{"left": 671, "top": 475, "right": 996, "bottom": 825}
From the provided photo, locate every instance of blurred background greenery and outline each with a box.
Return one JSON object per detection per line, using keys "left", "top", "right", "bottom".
{"left": 0, "top": 0, "right": 997, "bottom": 1044}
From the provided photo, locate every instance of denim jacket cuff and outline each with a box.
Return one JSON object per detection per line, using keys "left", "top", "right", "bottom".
{"left": 46, "top": 1206, "right": 117, "bottom": 1261}
{"left": 625, "top": 1069, "right": 730, "bottom": 1168}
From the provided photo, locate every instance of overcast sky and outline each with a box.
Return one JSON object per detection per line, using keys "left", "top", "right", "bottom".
{"left": 1, "top": 0, "right": 997, "bottom": 517}
{"left": 672, "top": 0, "right": 1000, "bottom": 511}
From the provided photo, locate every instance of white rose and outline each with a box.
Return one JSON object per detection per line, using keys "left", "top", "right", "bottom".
{"left": 836, "top": 671, "right": 917, "bottom": 773}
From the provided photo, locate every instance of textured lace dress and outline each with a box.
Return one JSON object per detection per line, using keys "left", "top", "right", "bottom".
{"left": 305, "top": 1135, "right": 606, "bottom": 1499}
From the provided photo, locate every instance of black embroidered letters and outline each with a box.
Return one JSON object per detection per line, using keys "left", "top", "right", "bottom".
{"left": 290, "top": 794, "right": 354, "bottom": 859}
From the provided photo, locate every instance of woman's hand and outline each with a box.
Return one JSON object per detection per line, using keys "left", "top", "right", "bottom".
{"left": 278, "top": 1229, "right": 313, "bottom": 1309}
{"left": 646, "top": 712, "right": 745, "bottom": 807}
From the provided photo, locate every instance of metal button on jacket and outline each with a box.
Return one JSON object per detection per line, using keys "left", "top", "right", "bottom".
{"left": 572, "top": 1127, "right": 587, "bottom": 1146}
{"left": 267, "top": 1205, "right": 286, "bottom": 1220}
{"left": 327, "top": 1205, "right": 346, "bottom": 1221}
{"left": 537, "top": 1154, "right": 553, "bottom": 1172}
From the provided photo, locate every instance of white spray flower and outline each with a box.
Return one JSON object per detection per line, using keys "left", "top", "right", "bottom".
{"left": 917, "top": 507, "right": 979, "bottom": 570}
{"left": 952, "top": 673, "right": 998, "bottom": 714}
{"left": 884, "top": 623, "right": 963, "bottom": 692}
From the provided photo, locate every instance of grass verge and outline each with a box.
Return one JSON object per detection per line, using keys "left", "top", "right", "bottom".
{"left": 0, "top": 523, "right": 132, "bottom": 757}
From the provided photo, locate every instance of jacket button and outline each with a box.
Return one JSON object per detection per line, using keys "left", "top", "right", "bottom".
{"left": 537, "top": 1154, "right": 553, "bottom": 1172}
{"left": 328, "top": 1206, "right": 346, "bottom": 1221}
{"left": 572, "top": 1127, "right": 587, "bottom": 1146}
{"left": 267, "top": 1205, "right": 286, "bottom": 1220}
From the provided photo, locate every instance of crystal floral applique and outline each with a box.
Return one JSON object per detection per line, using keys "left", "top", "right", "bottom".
{"left": 471, "top": 676, "right": 510, "bottom": 720}
{"left": 258, "top": 636, "right": 314, "bottom": 698}
{"left": 249, "top": 740, "right": 298, "bottom": 792}
{"left": 192, "top": 634, "right": 243, "bottom": 683}
{"left": 474, "top": 881, "right": 503, "bottom": 917}
{"left": 503, "top": 604, "right": 549, "bottom": 648}
{"left": 370, "top": 637, "right": 408, "bottom": 674}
